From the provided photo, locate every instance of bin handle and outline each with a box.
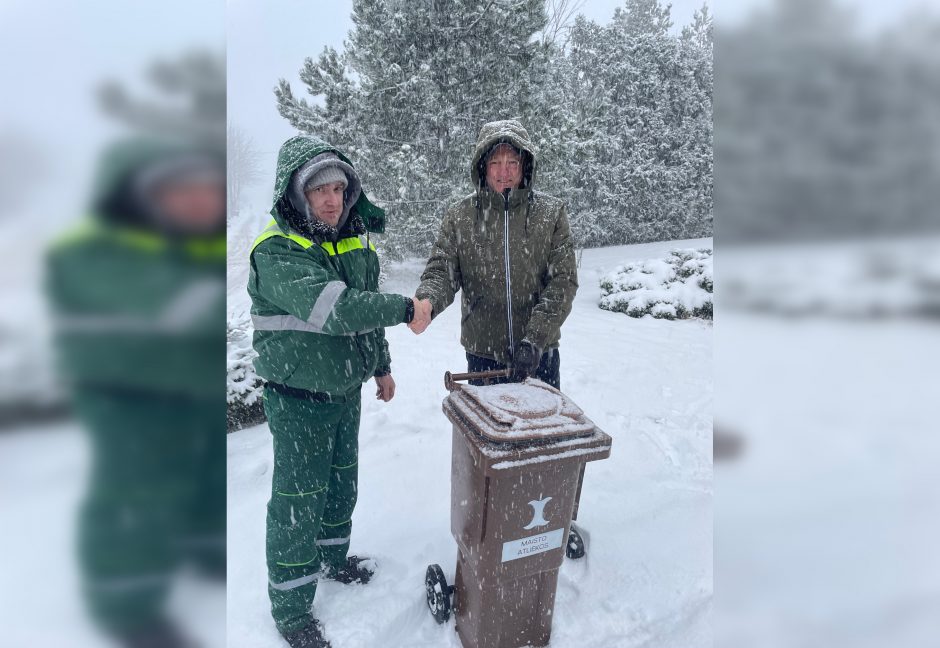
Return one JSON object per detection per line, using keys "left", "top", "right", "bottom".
{"left": 444, "top": 369, "right": 512, "bottom": 391}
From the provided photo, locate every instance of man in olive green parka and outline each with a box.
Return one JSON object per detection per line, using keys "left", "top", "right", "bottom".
{"left": 413, "top": 119, "right": 578, "bottom": 388}
{"left": 412, "top": 120, "right": 590, "bottom": 561}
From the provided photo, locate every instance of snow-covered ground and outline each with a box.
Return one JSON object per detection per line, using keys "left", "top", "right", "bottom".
{"left": 719, "top": 236, "right": 940, "bottom": 319}
{"left": 0, "top": 221, "right": 65, "bottom": 420}
{"left": 227, "top": 238, "right": 714, "bottom": 647}
{"left": 715, "top": 238, "right": 940, "bottom": 647}
{"left": 715, "top": 314, "right": 940, "bottom": 647}
{"left": 9, "top": 231, "right": 937, "bottom": 647}
{"left": 0, "top": 421, "right": 226, "bottom": 647}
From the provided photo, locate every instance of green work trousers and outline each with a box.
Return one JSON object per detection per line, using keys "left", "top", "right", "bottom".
{"left": 263, "top": 383, "right": 360, "bottom": 634}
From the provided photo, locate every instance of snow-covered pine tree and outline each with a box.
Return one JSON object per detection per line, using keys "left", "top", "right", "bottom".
{"left": 98, "top": 50, "right": 226, "bottom": 145}
{"left": 717, "top": 0, "right": 939, "bottom": 241}
{"left": 276, "top": 0, "right": 552, "bottom": 258}
{"left": 567, "top": 0, "right": 713, "bottom": 245}
{"left": 682, "top": 2, "right": 713, "bottom": 50}
{"left": 617, "top": 0, "right": 673, "bottom": 37}
{"left": 678, "top": 3, "right": 713, "bottom": 240}
{"left": 227, "top": 126, "right": 263, "bottom": 223}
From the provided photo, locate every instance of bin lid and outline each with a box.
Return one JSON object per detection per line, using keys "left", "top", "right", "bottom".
{"left": 445, "top": 378, "right": 596, "bottom": 444}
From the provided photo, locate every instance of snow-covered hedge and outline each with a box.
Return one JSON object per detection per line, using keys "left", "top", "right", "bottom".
{"left": 722, "top": 242, "right": 940, "bottom": 319}
{"left": 227, "top": 314, "right": 265, "bottom": 432}
{"left": 0, "top": 315, "right": 69, "bottom": 427}
{"left": 599, "top": 248, "right": 713, "bottom": 320}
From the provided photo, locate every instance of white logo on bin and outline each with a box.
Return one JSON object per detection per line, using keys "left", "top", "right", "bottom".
{"left": 501, "top": 528, "right": 565, "bottom": 562}
{"left": 523, "top": 496, "right": 552, "bottom": 530}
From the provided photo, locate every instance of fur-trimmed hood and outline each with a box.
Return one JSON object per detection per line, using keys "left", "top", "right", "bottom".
{"left": 269, "top": 135, "right": 385, "bottom": 242}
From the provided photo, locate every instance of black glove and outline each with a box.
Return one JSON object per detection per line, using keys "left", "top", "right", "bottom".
{"left": 511, "top": 340, "right": 541, "bottom": 381}
{"left": 402, "top": 296, "right": 415, "bottom": 323}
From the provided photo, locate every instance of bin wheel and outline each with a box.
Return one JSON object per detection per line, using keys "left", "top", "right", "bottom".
{"left": 566, "top": 525, "right": 586, "bottom": 559}
{"left": 425, "top": 564, "right": 452, "bottom": 624}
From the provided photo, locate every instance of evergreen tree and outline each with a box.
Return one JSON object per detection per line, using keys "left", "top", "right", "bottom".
{"left": 615, "top": 0, "right": 674, "bottom": 37}
{"left": 717, "top": 0, "right": 939, "bottom": 241}
{"left": 98, "top": 50, "right": 225, "bottom": 145}
{"left": 567, "top": 0, "right": 712, "bottom": 245}
{"left": 682, "top": 3, "right": 713, "bottom": 49}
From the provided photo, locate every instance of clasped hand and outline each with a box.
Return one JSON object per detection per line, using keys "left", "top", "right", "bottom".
{"left": 408, "top": 297, "right": 432, "bottom": 334}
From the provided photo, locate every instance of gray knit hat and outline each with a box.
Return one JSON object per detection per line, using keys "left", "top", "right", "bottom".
{"left": 132, "top": 153, "right": 224, "bottom": 230}
{"left": 288, "top": 152, "right": 361, "bottom": 230}
{"left": 134, "top": 153, "right": 223, "bottom": 195}
{"left": 305, "top": 165, "right": 348, "bottom": 192}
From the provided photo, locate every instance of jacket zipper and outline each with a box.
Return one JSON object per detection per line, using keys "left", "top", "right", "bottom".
{"left": 502, "top": 189, "right": 514, "bottom": 361}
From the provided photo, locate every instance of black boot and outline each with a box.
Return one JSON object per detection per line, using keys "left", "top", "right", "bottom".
{"left": 323, "top": 555, "right": 376, "bottom": 584}
{"left": 283, "top": 620, "right": 331, "bottom": 648}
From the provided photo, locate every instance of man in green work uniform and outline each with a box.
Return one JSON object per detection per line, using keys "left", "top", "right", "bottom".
{"left": 47, "top": 137, "right": 227, "bottom": 648}
{"left": 248, "top": 135, "right": 429, "bottom": 648}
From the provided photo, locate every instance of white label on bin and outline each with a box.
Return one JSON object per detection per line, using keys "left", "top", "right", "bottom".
{"left": 501, "top": 528, "right": 565, "bottom": 563}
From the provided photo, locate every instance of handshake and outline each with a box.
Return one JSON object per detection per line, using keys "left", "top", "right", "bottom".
{"left": 408, "top": 297, "right": 433, "bottom": 335}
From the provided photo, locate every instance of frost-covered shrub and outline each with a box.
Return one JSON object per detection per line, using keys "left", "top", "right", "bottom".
{"left": 599, "top": 248, "right": 713, "bottom": 320}
{"left": 227, "top": 315, "right": 265, "bottom": 432}
{"left": 0, "top": 317, "right": 67, "bottom": 426}
{"left": 721, "top": 241, "right": 940, "bottom": 319}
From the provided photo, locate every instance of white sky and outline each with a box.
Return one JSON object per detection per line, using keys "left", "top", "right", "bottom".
{"left": 0, "top": 0, "right": 224, "bottom": 221}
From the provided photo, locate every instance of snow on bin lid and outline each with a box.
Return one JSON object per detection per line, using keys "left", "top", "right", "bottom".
{"left": 448, "top": 378, "right": 595, "bottom": 444}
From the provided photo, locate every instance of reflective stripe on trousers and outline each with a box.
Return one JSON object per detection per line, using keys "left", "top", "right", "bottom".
{"left": 269, "top": 571, "right": 319, "bottom": 592}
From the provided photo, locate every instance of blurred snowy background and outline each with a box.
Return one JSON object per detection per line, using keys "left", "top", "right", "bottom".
{"left": 714, "top": 0, "right": 940, "bottom": 646}
{"left": 0, "top": 1, "right": 226, "bottom": 647}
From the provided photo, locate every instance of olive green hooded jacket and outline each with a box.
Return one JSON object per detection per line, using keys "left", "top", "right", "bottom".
{"left": 248, "top": 135, "right": 410, "bottom": 396}
{"left": 415, "top": 120, "right": 578, "bottom": 363}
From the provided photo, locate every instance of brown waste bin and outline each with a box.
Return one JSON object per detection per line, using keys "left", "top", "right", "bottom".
{"left": 425, "top": 375, "right": 612, "bottom": 648}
